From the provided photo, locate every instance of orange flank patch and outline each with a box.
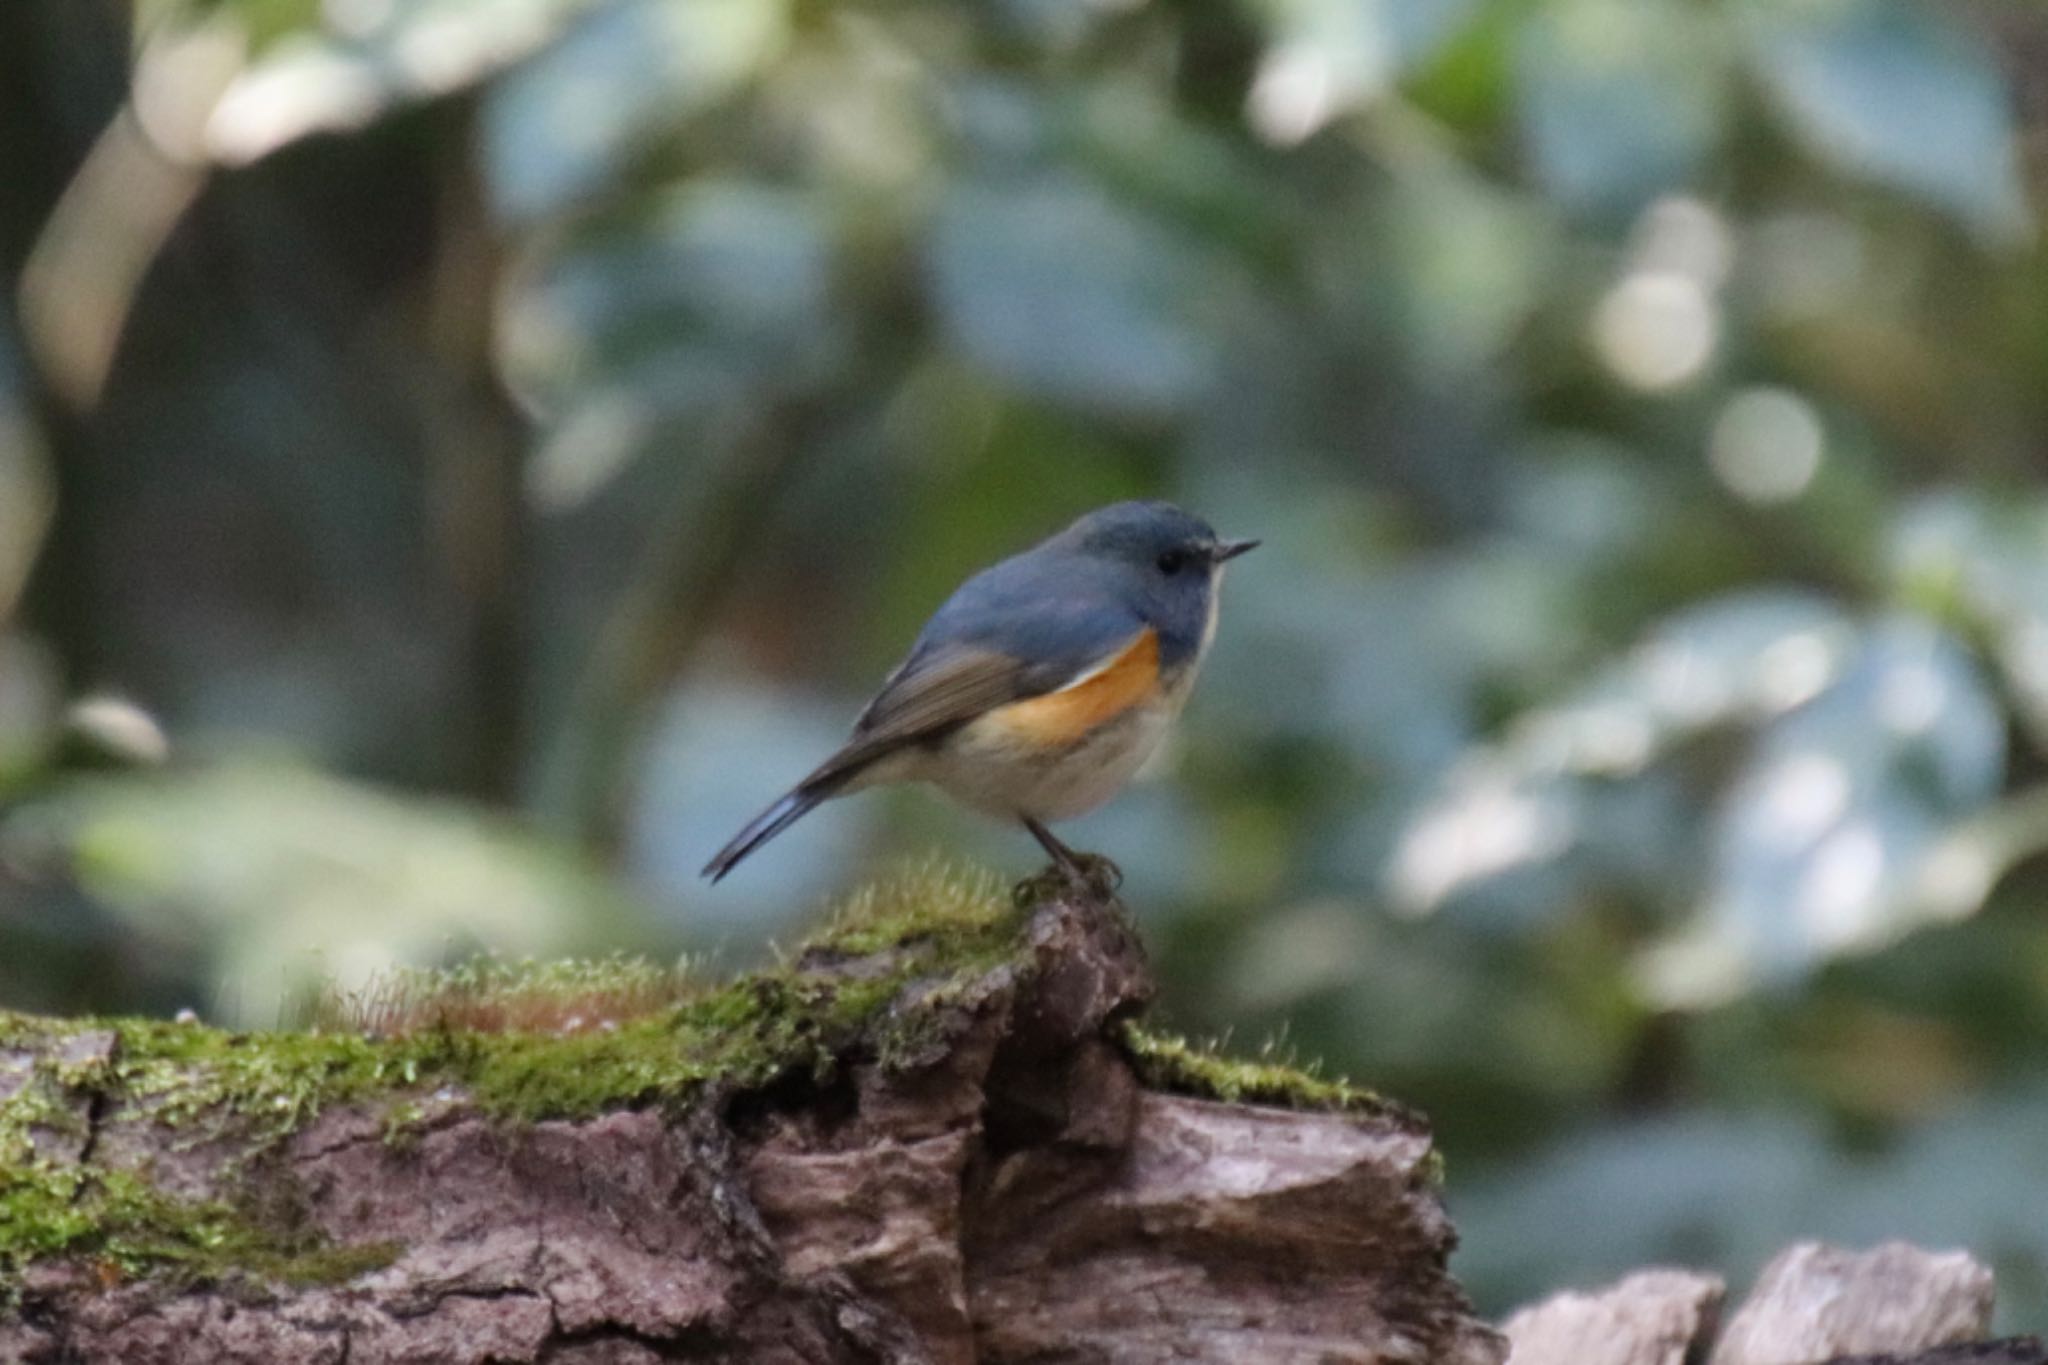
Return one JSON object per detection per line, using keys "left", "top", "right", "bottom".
{"left": 982, "top": 628, "right": 1161, "bottom": 746}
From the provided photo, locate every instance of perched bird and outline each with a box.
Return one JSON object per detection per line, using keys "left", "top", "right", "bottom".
{"left": 703, "top": 500, "right": 1256, "bottom": 888}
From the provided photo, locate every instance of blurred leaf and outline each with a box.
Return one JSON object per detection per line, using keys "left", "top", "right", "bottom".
{"left": 0, "top": 762, "right": 646, "bottom": 1024}
{"left": 1741, "top": 0, "right": 2030, "bottom": 239}
{"left": 0, "top": 332, "right": 54, "bottom": 626}
{"left": 1390, "top": 590, "right": 1856, "bottom": 917}
{"left": 1513, "top": 0, "right": 1728, "bottom": 216}
{"left": 482, "top": 0, "right": 790, "bottom": 222}
{"left": 1658, "top": 620, "right": 2005, "bottom": 1001}
{"left": 0, "top": 333, "right": 59, "bottom": 798}
{"left": 1454, "top": 1087, "right": 2048, "bottom": 1324}
{"left": 1501, "top": 434, "right": 1676, "bottom": 562}
{"left": 1381, "top": 165, "right": 1558, "bottom": 373}
{"left": 0, "top": 636, "right": 62, "bottom": 796}
{"left": 152, "top": 0, "right": 319, "bottom": 49}
{"left": 1891, "top": 490, "right": 2048, "bottom": 754}
{"left": 501, "top": 178, "right": 847, "bottom": 838}
{"left": 925, "top": 174, "right": 1219, "bottom": 420}
{"left": 1382, "top": 0, "right": 1485, "bottom": 69}
{"left": 1242, "top": 0, "right": 1485, "bottom": 142}
{"left": 202, "top": 0, "right": 595, "bottom": 164}
{"left": 503, "top": 180, "right": 837, "bottom": 493}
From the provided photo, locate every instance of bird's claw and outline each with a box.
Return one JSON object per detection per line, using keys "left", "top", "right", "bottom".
{"left": 1067, "top": 852, "right": 1123, "bottom": 897}
{"left": 1012, "top": 853, "right": 1122, "bottom": 909}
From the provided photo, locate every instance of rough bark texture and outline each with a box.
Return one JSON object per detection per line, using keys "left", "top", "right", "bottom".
{"left": 1502, "top": 1268, "right": 1726, "bottom": 1365}
{"left": 0, "top": 891, "right": 1504, "bottom": 1364}
{"left": 1503, "top": 1243, "right": 2039, "bottom": 1365}
{"left": 1712, "top": 1243, "right": 1996, "bottom": 1365}
{"left": 1823, "top": 1345, "right": 2048, "bottom": 1365}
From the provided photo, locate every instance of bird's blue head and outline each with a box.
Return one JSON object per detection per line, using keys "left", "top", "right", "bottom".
{"left": 1055, "top": 501, "right": 1257, "bottom": 662}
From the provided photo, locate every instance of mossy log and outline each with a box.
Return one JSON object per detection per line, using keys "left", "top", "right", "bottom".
{"left": 0, "top": 870, "right": 1504, "bottom": 1364}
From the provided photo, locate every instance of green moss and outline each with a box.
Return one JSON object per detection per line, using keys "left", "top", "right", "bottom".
{"left": 0, "top": 1161, "right": 398, "bottom": 1297}
{"left": 1119, "top": 1022, "right": 1386, "bottom": 1113}
{"left": 0, "top": 861, "right": 1022, "bottom": 1290}
{"left": 437, "top": 861, "right": 1021, "bottom": 1123}
{"left": 805, "top": 860, "right": 1015, "bottom": 960}
{"left": 107, "top": 1020, "right": 399, "bottom": 1143}
{"left": 0, "top": 861, "right": 1023, "bottom": 1144}
{"left": 2, "top": 861, "right": 1427, "bottom": 1291}
{"left": 0, "top": 1024, "right": 399, "bottom": 1298}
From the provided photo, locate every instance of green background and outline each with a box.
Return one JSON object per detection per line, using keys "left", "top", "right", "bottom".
{"left": 4, "top": 0, "right": 2048, "bottom": 1326}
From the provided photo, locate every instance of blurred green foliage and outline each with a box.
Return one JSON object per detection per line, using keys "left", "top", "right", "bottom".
{"left": 3, "top": 0, "right": 2048, "bottom": 1326}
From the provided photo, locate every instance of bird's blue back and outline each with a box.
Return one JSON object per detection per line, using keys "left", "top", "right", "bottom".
{"left": 902, "top": 506, "right": 1216, "bottom": 692}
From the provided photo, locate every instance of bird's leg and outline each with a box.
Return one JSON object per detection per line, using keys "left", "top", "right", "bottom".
{"left": 1022, "top": 817, "right": 1122, "bottom": 898}
{"left": 1024, "top": 816, "right": 1084, "bottom": 878}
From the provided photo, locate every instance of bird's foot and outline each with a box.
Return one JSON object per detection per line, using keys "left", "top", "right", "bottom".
{"left": 1067, "top": 851, "right": 1123, "bottom": 898}
{"left": 1012, "top": 852, "right": 1122, "bottom": 908}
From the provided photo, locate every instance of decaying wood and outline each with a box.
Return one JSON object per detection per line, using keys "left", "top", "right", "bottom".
{"left": 1713, "top": 1242, "right": 1997, "bottom": 1365}
{"left": 1502, "top": 1267, "right": 1726, "bottom": 1365}
{"left": 11, "top": 883, "right": 2045, "bottom": 1365}
{"left": 0, "top": 893, "right": 1505, "bottom": 1365}
{"left": 1502, "top": 1242, "right": 2039, "bottom": 1365}
{"left": 1825, "top": 1343, "right": 2048, "bottom": 1365}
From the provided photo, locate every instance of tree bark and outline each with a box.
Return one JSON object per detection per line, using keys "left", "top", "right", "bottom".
{"left": 1500, "top": 1268, "right": 1726, "bottom": 1365}
{"left": 0, "top": 892, "right": 1505, "bottom": 1364}
{"left": 1712, "top": 1243, "right": 1996, "bottom": 1365}
{"left": 1502, "top": 1244, "right": 2042, "bottom": 1365}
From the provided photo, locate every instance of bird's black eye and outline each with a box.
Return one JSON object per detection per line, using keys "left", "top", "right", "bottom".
{"left": 1156, "top": 549, "right": 1188, "bottom": 576}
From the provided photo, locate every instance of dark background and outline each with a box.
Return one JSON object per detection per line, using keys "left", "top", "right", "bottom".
{"left": 5, "top": 0, "right": 2048, "bottom": 1326}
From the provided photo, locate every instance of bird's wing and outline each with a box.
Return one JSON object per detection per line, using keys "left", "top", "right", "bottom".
{"left": 810, "top": 595, "right": 1148, "bottom": 783}
{"left": 852, "top": 644, "right": 1046, "bottom": 744}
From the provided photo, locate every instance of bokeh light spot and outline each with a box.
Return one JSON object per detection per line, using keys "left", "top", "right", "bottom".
{"left": 1708, "top": 387, "right": 1823, "bottom": 504}
{"left": 1753, "top": 632, "right": 1834, "bottom": 712}
{"left": 1633, "top": 195, "right": 1735, "bottom": 290}
{"left": 1592, "top": 271, "right": 1718, "bottom": 391}
{"left": 1795, "top": 822, "right": 1885, "bottom": 950}
{"left": 1755, "top": 752, "right": 1851, "bottom": 845}
{"left": 1247, "top": 46, "right": 1345, "bottom": 146}
{"left": 1876, "top": 657, "right": 1948, "bottom": 736}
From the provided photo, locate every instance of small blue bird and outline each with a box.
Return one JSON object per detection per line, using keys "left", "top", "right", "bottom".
{"left": 703, "top": 501, "right": 1256, "bottom": 887}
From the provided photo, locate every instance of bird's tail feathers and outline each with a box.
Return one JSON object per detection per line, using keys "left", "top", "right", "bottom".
{"left": 701, "top": 788, "right": 820, "bottom": 883}
{"left": 705, "top": 749, "right": 879, "bottom": 885}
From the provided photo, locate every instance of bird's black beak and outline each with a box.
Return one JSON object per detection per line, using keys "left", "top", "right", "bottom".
{"left": 1211, "top": 537, "right": 1260, "bottom": 563}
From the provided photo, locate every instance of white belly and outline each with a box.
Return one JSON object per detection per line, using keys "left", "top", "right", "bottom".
{"left": 944, "top": 699, "right": 1175, "bottom": 819}
{"left": 855, "top": 624, "right": 1215, "bottom": 824}
{"left": 862, "top": 696, "right": 1175, "bottom": 822}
